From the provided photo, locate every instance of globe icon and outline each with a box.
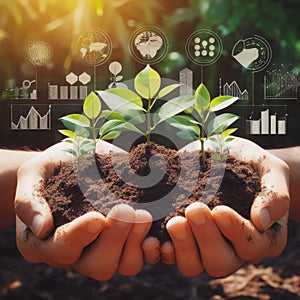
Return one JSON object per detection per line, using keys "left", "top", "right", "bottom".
{"left": 73, "top": 28, "right": 112, "bottom": 67}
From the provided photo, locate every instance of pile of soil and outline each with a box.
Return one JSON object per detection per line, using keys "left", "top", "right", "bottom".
{"left": 42, "top": 142, "right": 261, "bottom": 241}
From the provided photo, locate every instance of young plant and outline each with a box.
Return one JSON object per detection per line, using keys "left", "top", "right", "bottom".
{"left": 59, "top": 91, "right": 118, "bottom": 166}
{"left": 209, "top": 128, "right": 237, "bottom": 162}
{"left": 97, "top": 64, "right": 195, "bottom": 142}
{"left": 167, "top": 83, "right": 239, "bottom": 167}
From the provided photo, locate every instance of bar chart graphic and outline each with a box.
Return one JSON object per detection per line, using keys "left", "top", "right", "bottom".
{"left": 264, "top": 65, "right": 299, "bottom": 100}
{"left": 245, "top": 106, "right": 288, "bottom": 135}
{"left": 11, "top": 105, "right": 51, "bottom": 130}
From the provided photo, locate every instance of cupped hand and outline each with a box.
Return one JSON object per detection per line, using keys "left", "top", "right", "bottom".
{"left": 15, "top": 140, "right": 153, "bottom": 280}
{"left": 162, "top": 137, "right": 290, "bottom": 277}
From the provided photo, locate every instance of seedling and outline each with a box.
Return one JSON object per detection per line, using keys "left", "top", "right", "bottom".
{"left": 97, "top": 64, "right": 195, "bottom": 142}
{"left": 59, "top": 91, "right": 118, "bottom": 167}
{"left": 209, "top": 128, "right": 237, "bottom": 162}
{"left": 167, "top": 83, "right": 239, "bottom": 167}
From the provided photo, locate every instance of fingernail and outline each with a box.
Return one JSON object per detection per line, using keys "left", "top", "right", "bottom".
{"left": 31, "top": 214, "right": 44, "bottom": 236}
{"left": 87, "top": 220, "right": 103, "bottom": 233}
{"left": 260, "top": 208, "right": 271, "bottom": 230}
{"left": 168, "top": 221, "right": 188, "bottom": 240}
{"left": 186, "top": 202, "right": 207, "bottom": 226}
{"left": 217, "top": 215, "right": 231, "bottom": 229}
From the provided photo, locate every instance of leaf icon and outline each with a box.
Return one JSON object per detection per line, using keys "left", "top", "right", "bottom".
{"left": 109, "top": 61, "right": 122, "bottom": 76}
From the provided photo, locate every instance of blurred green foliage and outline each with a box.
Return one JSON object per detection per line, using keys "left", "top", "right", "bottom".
{"left": 0, "top": 0, "right": 299, "bottom": 97}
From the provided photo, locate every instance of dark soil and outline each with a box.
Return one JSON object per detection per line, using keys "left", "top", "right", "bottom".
{"left": 43, "top": 142, "right": 261, "bottom": 241}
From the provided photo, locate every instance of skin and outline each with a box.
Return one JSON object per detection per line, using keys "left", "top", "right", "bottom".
{"left": 14, "top": 140, "right": 154, "bottom": 280}
{"left": 0, "top": 137, "right": 297, "bottom": 279}
{"left": 161, "top": 137, "right": 290, "bottom": 277}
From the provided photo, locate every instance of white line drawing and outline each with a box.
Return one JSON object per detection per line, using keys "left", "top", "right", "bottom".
{"left": 232, "top": 35, "right": 272, "bottom": 73}
{"left": 264, "top": 64, "right": 299, "bottom": 100}
{"left": 129, "top": 26, "right": 168, "bottom": 65}
{"left": 244, "top": 106, "right": 288, "bottom": 135}
{"left": 11, "top": 105, "right": 51, "bottom": 130}
{"left": 219, "top": 78, "right": 248, "bottom": 100}
{"left": 185, "top": 29, "right": 223, "bottom": 67}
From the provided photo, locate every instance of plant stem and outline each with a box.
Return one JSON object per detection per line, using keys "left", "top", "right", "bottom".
{"left": 200, "top": 126, "right": 206, "bottom": 168}
{"left": 200, "top": 138, "right": 206, "bottom": 168}
{"left": 145, "top": 98, "right": 152, "bottom": 142}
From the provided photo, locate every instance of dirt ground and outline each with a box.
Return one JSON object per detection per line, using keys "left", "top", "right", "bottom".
{"left": 1, "top": 221, "right": 299, "bottom": 300}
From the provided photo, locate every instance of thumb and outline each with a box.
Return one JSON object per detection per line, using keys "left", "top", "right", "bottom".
{"left": 251, "top": 156, "right": 290, "bottom": 232}
{"left": 15, "top": 156, "right": 54, "bottom": 238}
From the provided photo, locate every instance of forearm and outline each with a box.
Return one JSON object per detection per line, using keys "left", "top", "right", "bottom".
{"left": 0, "top": 149, "right": 38, "bottom": 229}
{"left": 268, "top": 147, "right": 300, "bottom": 222}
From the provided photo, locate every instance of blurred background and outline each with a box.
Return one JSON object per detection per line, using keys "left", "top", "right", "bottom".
{"left": 0, "top": 0, "right": 299, "bottom": 149}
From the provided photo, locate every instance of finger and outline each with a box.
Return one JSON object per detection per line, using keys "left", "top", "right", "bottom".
{"left": 73, "top": 204, "right": 135, "bottom": 281}
{"left": 161, "top": 241, "right": 176, "bottom": 265}
{"left": 212, "top": 205, "right": 288, "bottom": 261}
{"left": 251, "top": 155, "right": 290, "bottom": 231}
{"left": 15, "top": 155, "right": 55, "bottom": 238}
{"left": 142, "top": 237, "right": 161, "bottom": 264}
{"left": 185, "top": 202, "right": 244, "bottom": 277}
{"left": 15, "top": 143, "right": 72, "bottom": 238}
{"left": 118, "top": 210, "right": 152, "bottom": 276}
{"left": 16, "top": 212, "right": 105, "bottom": 266}
{"left": 166, "top": 216, "right": 203, "bottom": 277}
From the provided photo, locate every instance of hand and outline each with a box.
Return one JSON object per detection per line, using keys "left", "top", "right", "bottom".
{"left": 161, "top": 137, "right": 290, "bottom": 277}
{"left": 15, "top": 140, "right": 153, "bottom": 280}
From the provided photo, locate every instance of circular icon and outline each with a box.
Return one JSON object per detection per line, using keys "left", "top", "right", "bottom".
{"left": 73, "top": 28, "right": 112, "bottom": 66}
{"left": 185, "top": 30, "right": 223, "bottom": 66}
{"left": 24, "top": 40, "right": 53, "bottom": 66}
{"left": 232, "top": 35, "right": 272, "bottom": 72}
{"left": 129, "top": 26, "right": 169, "bottom": 64}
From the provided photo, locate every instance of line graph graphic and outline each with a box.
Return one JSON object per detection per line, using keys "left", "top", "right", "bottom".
{"left": 11, "top": 105, "right": 51, "bottom": 130}
{"left": 219, "top": 78, "right": 249, "bottom": 100}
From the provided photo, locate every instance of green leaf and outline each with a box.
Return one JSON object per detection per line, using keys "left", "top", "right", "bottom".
{"left": 153, "top": 95, "right": 195, "bottom": 126}
{"left": 75, "top": 127, "right": 90, "bottom": 138}
{"left": 79, "top": 139, "right": 94, "bottom": 147}
{"left": 195, "top": 83, "right": 210, "bottom": 115}
{"left": 207, "top": 113, "right": 240, "bottom": 136}
{"left": 60, "top": 114, "right": 90, "bottom": 129}
{"left": 83, "top": 92, "right": 101, "bottom": 120}
{"left": 210, "top": 96, "right": 239, "bottom": 112}
{"left": 134, "top": 65, "right": 161, "bottom": 99}
{"left": 104, "top": 88, "right": 143, "bottom": 107}
{"left": 176, "top": 129, "right": 199, "bottom": 140}
{"left": 62, "top": 138, "right": 75, "bottom": 144}
{"left": 99, "top": 119, "right": 123, "bottom": 137}
{"left": 100, "top": 110, "right": 125, "bottom": 121}
{"left": 212, "top": 153, "right": 222, "bottom": 161}
{"left": 99, "top": 120, "right": 143, "bottom": 137}
{"left": 208, "top": 136, "right": 219, "bottom": 143}
{"left": 80, "top": 141, "right": 95, "bottom": 156}
{"left": 63, "top": 148, "right": 77, "bottom": 157}
{"left": 102, "top": 131, "right": 122, "bottom": 140}
{"left": 225, "top": 137, "right": 235, "bottom": 143}
{"left": 59, "top": 129, "right": 76, "bottom": 139}
{"left": 167, "top": 116, "right": 200, "bottom": 136}
{"left": 97, "top": 90, "right": 145, "bottom": 114}
{"left": 158, "top": 83, "right": 181, "bottom": 99}
{"left": 221, "top": 128, "right": 237, "bottom": 138}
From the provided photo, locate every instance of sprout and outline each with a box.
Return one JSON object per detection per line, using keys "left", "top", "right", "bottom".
{"left": 167, "top": 83, "right": 239, "bottom": 167}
